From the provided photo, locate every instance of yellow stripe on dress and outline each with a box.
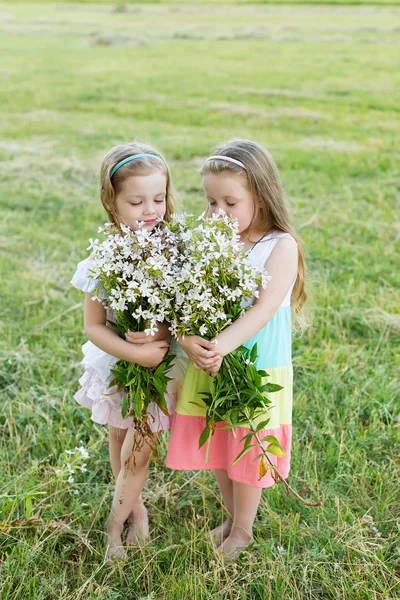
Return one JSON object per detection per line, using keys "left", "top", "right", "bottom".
{"left": 176, "top": 362, "right": 293, "bottom": 428}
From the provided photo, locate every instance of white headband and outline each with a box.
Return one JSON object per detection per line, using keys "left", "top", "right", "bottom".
{"left": 206, "top": 155, "right": 246, "bottom": 169}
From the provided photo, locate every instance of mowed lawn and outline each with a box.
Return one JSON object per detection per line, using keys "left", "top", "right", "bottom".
{"left": 0, "top": 2, "right": 399, "bottom": 599}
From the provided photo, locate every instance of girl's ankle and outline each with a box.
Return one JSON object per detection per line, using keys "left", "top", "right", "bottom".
{"left": 228, "top": 525, "right": 253, "bottom": 543}
{"left": 106, "top": 516, "right": 124, "bottom": 536}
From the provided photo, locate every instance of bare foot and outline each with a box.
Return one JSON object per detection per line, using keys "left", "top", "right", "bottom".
{"left": 216, "top": 531, "right": 254, "bottom": 560}
{"left": 207, "top": 518, "right": 232, "bottom": 546}
{"left": 125, "top": 505, "right": 149, "bottom": 546}
{"left": 104, "top": 520, "right": 126, "bottom": 561}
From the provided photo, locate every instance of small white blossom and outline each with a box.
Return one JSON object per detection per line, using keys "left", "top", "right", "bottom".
{"left": 199, "top": 324, "right": 208, "bottom": 337}
{"left": 75, "top": 446, "right": 89, "bottom": 459}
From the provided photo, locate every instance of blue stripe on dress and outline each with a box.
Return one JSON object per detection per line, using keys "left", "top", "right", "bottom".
{"left": 244, "top": 306, "right": 292, "bottom": 369}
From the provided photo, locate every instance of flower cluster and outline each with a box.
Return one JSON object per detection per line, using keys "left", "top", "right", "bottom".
{"left": 53, "top": 443, "right": 90, "bottom": 493}
{"left": 165, "top": 211, "right": 270, "bottom": 340}
{"left": 87, "top": 223, "right": 179, "bottom": 336}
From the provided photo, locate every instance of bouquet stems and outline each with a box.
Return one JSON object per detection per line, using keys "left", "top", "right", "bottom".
{"left": 196, "top": 344, "right": 322, "bottom": 507}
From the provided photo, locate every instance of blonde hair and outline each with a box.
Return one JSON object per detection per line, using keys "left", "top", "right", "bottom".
{"left": 200, "top": 139, "right": 307, "bottom": 321}
{"left": 100, "top": 141, "right": 176, "bottom": 226}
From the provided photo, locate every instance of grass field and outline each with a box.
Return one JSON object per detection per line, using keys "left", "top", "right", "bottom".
{"left": 0, "top": 2, "right": 399, "bottom": 599}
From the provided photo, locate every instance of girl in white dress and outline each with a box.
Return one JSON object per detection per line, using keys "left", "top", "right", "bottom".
{"left": 71, "top": 141, "right": 187, "bottom": 559}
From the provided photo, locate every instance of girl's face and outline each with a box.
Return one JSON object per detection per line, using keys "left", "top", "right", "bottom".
{"left": 115, "top": 170, "right": 167, "bottom": 231}
{"left": 202, "top": 172, "right": 258, "bottom": 240}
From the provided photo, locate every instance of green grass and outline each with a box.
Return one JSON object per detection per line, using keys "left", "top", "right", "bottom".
{"left": 1, "top": 2, "right": 399, "bottom": 599}
{"left": 7, "top": 0, "right": 400, "bottom": 6}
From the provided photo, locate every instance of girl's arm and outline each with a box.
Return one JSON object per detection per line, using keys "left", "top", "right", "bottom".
{"left": 84, "top": 294, "right": 170, "bottom": 368}
{"left": 216, "top": 237, "right": 298, "bottom": 356}
{"left": 198, "top": 237, "right": 299, "bottom": 370}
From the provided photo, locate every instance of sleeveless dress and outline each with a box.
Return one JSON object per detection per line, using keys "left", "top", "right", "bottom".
{"left": 166, "top": 232, "right": 295, "bottom": 488}
{"left": 71, "top": 257, "right": 188, "bottom": 432}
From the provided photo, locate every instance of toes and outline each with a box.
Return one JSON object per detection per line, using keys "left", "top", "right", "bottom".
{"left": 215, "top": 537, "right": 254, "bottom": 560}
{"left": 104, "top": 543, "right": 127, "bottom": 562}
{"left": 125, "top": 519, "right": 150, "bottom": 547}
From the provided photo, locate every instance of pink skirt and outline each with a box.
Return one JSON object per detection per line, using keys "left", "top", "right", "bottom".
{"left": 74, "top": 340, "right": 187, "bottom": 432}
{"left": 166, "top": 413, "right": 292, "bottom": 488}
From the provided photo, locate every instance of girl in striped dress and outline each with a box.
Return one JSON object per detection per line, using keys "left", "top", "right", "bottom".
{"left": 166, "top": 139, "right": 307, "bottom": 557}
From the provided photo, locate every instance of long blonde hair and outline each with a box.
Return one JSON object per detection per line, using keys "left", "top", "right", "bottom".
{"left": 100, "top": 140, "right": 176, "bottom": 226}
{"left": 200, "top": 139, "right": 307, "bottom": 319}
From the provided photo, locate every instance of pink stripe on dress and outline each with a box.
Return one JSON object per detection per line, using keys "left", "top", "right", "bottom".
{"left": 166, "top": 413, "right": 292, "bottom": 489}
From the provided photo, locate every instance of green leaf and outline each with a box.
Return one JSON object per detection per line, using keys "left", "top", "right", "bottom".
{"left": 255, "top": 420, "right": 271, "bottom": 431}
{"left": 252, "top": 453, "right": 265, "bottom": 462}
{"left": 190, "top": 400, "right": 207, "bottom": 409}
{"left": 25, "top": 495, "right": 32, "bottom": 519}
{"left": 250, "top": 342, "right": 258, "bottom": 364}
{"left": 261, "top": 383, "right": 283, "bottom": 393}
{"left": 266, "top": 442, "right": 286, "bottom": 458}
{"left": 198, "top": 426, "right": 212, "bottom": 449}
{"left": 121, "top": 394, "right": 128, "bottom": 419}
{"left": 134, "top": 390, "right": 143, "bottom": 420}
{"left": 231, "top": 443, "right": 259, "bottom": 465}
{"left": 261, "top": 435, "right": 277, "bottom": 443}
{"left": 239, "top": 432, "right": 254, "bottom": 443}
{"left": 153, "top": 377, "right": 166, "bottom": 399}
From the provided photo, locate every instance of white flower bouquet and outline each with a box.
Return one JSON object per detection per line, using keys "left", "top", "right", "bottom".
{"left": 165, "top": 212, "right": 286, "bottom": 475}
{"left": 87, "top": 222, "right": 178, "bottom": 440}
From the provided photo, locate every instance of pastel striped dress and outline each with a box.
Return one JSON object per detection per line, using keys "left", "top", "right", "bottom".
{"left": 166, "top": 232, "right": 295, "bottom": 488}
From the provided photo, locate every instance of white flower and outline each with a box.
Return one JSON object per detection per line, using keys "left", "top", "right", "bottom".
{"left": 68, "top": 476, "right": 75, "bottom": 484}
{"left": 76, "top": 446, "right": 89, "bottom": 459}
{"left": 80, "top": 464, "right": 87, "bottom": 473}
{"left": 199, "top": 324, "right": 208, "bottom": 337}
{"left": 262, "top": 273, "right": 272, "bottom": 288}
{"left": 86, "top": 238, "right": 99, "bottom": 251}
{"left": 144, "top": 326, "right": 158, "bottom": 336}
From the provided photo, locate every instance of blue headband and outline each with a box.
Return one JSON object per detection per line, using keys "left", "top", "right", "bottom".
{"left": 110, "top": 153, "right": 164, "bottom": 178}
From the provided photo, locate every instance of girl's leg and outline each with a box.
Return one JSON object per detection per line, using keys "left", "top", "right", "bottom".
{"left": 209, "top": 469, "right": 234, "bottom": 545}
{"left": 108, "top": 425, "right": 127, "bottom": 478}
{"left": 218, "top": 481, "right": 262, "bottom": 555}
{"left": 105, "top": 429, "right": 157, "bottom": 559}
{"left": 108, "top": 426, "right": 148, "bottom": 544}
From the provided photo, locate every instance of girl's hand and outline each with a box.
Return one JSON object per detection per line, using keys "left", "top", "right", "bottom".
{"left": 125, "top": 323, "right": 170, "bottom": 344}
{"left": 178, "top": 335, "right": 221, "bottom": 369}
{"left": 129, "top": 340, "right": 170, "bottom": 368}
{"left": 206, "top": 355, "right": 223, "bottom": 378}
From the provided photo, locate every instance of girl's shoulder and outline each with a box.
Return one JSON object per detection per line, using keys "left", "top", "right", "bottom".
{"left": 248, "top": 230, "right": 296, "bottom": 267}
{"left": 259, "top": 230, "right": 296, "bottom": 244}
